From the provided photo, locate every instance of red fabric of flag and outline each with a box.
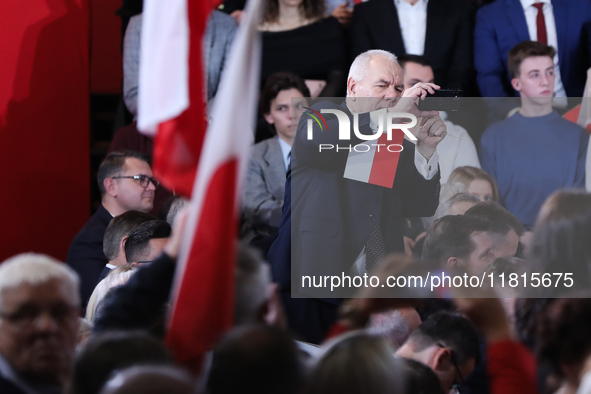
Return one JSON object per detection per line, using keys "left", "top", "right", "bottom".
{"left": 152, "top": 0, "right": 222, "bottom": 198}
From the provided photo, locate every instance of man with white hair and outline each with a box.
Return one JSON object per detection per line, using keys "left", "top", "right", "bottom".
{"left": 0, "top": 253, "right": 80, "bottom": 394}
{"left": 268, "top": 49, "right": 446, "bottom": 343}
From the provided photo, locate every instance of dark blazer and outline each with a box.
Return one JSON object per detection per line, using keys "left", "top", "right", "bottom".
{"left": 0, "top": 376, "right": 26, "bottom": 394}
{"left": 350, "top": 0, "right": 476, "bottom": 92}
{"left": 93, "top": 253, "right": 176, "bottom": 338}
{"left": 66, "top": 204, "right": 112, "bottom": 306}
{"left": 270, "top": 101, "right": 441, "bottom": 298}
{"left": 475, "top": 0, "right": 591, "bottom": 99}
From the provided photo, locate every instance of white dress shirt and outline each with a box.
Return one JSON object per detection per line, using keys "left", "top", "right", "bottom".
{"left": 349, "top": 108, "right": 440, "bottom": 275}
{"left": 394, "top": 0, "right": 429, "bottom": 56}
{"left": 520, "top": 0, "right": 567, "bottom": 98}
{"left": 277, "top": 136, "right": 292, "bottom": 171}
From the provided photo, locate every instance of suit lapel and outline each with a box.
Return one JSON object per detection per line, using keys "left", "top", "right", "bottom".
{"left": 506, "top": 0, "right": 530, "bottom": 42}
{"left": 263, "top": 137, "right": 288, "bottom": 187}
{"left": 424, "top": 0, "right": 447, "bottom": 57}
{"left": 551, "top": 0, "right": 567, "bottom": 68}
{"left": 375, "top": 0, "right": 406, "bottom": 54}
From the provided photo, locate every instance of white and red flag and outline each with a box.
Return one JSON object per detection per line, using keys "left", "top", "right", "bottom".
{"left": 343, "top": 130, "right": 405, "bottom": 188}
{"left": 158, "top": 0, "right": 263, "bottom": 372}
{"left": 137, "top": 0, "right": 217, "bottom": 197}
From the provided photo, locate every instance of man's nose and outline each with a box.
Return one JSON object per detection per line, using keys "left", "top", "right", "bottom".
{"left": 541, "top": 73, "right": 550, "bottom": 86}
{"left": 384, "top": 85, "right": 400, "bottom": 98}
{"left": 146, "top": 179, "right": 157, "bottom": 191}
{"left": 33, "top": 311, "right": 60, "bottom": 332}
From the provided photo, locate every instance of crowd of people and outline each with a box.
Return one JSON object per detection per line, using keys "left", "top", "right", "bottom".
{"left": 4, "top": 0, "right": 591, "bottom": 393}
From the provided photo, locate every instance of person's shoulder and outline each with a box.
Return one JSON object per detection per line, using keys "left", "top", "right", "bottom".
{"left": 209, "top": 10, "right": 237, "bottom": 29}
{"left": 252, "top": 137, "right": 277, "bottom": 155}
{"left": 355, "top": 0, "right": 386, "bottom": 13}
{"left": 476, "top": 0, "right": 503, "bottom": 16}
{"left": 552, "top": 114, "right": 589, "bottom": 137}
{"left": 483, "top": 116, "right": 515, "bottom": 138}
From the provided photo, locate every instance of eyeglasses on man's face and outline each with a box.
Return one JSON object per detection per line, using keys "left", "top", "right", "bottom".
{"left": 438, "top": 343, "right": 464, "bottom": 394}
{"left": 0, "top": 304, "right": 79, "bottom": 329}
{"left": 111, "top": 174, "right": 159, "bottom": 189}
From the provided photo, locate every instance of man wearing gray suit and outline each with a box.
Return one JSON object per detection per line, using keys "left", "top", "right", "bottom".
{"left": 242, "top": 73, "right": 310, "bottom": 238}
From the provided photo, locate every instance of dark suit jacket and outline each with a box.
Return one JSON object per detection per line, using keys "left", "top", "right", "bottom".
{"left": 350, "top": 0, "right": 476, "bottom": 92}
{"left": 475, "top": 0, "right": 591, "bottom": 99}
{"left": 66, "top": 204, "right": 112, "bottom": 307}
{"left": 270, "top": 101, "right": 440, "bottom": 300}
{"left": 0, "top": 377, "right": 26, "bottom": 394}
{"left": 93, "top": 253, "right": 175, "bottom": 338}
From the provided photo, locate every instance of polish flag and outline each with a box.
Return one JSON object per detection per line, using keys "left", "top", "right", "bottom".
{"left": 164, "top": 0, "right": 263, "bottom": 372}
{"left": 137, "top": 0, "right": 217, "bottom": 197}
{"left": 343, "top": 130, "right": 405, "bottom": 188}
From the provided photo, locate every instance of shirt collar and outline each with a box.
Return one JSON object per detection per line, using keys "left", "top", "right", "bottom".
{"left": 394, "top": 0, "right": 428, "bottom": 7}
{"left": 277, "top": 137, "right": 291, "bottom": 167}
{"left": 520, "top": 0, "right": 550, "bottom": 9}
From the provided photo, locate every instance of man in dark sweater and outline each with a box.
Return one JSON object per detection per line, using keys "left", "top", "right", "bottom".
{"left": 480, "top": 41, "right": 588, "bottom": 231}
{"left": 66, "top": 150, "right": 158, "bottom": 306}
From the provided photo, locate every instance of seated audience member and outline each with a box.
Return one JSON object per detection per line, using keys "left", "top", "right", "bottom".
{"left": 86, "top": 266, "right": 135, "bottom": 322}
{"left": 69, "top": 331, "right": 171, "bottom": 394}
{"left": 480, "top": 41, "right": 588, "bottom": 230}
{"left": 398, "top": 54, "right": 481, "bottom": 183}
{"left": 484, "top": 256, "right": 525, "bottom": 324}
{"left": 0, "top": 253, "right": 80, "bottom": 394}
{"left": 366, "top": 308, "right": 422, "bottom": 348}
{"left": 447, "top": 166, "right": 499, "bottom": 202}
{"left": 422, "top": 215, "right": 496, "bottom": 274}
{"left": 464, "top": 201, "right": 523, "bottom": 258}
{"left": 414, "top": 193, "right": 481, "bottom": 258}
{"left": 123, "top": 11, "right": 237, "bottom": 115}
{"left": 100, "top": 210, "right": 156, "bottom": 281}
{"left": 259, "top": 0, "right": 347, "bottom": 97}
{"left": 307, "top": 332, "right": 403, "bottom": 394}
{"left": 395, "top": 311, "right": 480, "bottom": 393}
{"left": 124, "top": 220, "right": 171, "bottom": 265}
{"left": 67, "top": 150, "right": 157, "bottom": 306}
{"left": 94, "top": 209, "right": 283, "bottom": 337}
{"left": 453, "top": 297, "right": 538, "bottom": 394}
{"left": 108, "top": 126, "right": 173, "bottom": 217}
{"left": 434, "top": 192, "right": 481, "bottom": 220}
{"left": 536, "top": 297, "right": 591, "bottom": 394}
{"left": 99, "top": 366, "right": 194, "bottom": 394}
{"left": 207, "top": 325, "right": 303, "bottom": 394}
{"left": 350, "top": 0, "right": 475, "bottom": 93}
{"left": 529, "top": 189, "right": 591, "bottom": 293}
{"left": 242, "top": 73, "right": 309, "bottom": 240}
{"left": 399, "top": 357, "right": 445, "bottom": 394}
{"left": 165, "top": 197, "right": 189, "bottom": 226}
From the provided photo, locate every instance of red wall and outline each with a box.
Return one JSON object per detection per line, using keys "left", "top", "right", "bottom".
{"left": 0, "top": 0, "right": 91, "bottom": 262}
{"left": 90, "top": 0, "right": 122, "bottom": 94}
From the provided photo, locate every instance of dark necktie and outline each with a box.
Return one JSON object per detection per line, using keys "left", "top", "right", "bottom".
{"left": 533, "top": 3, "right": 547, "bottom": 45}
{"left": 365, "top": 219, "right": 385, "bottom": 273}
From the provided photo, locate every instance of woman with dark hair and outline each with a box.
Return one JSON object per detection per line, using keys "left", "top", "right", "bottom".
{"left": 259, "top": 0, "right": 347, "bottom": 97}
{"left": 528, "top": 189, "right": 591, "bottom": 293}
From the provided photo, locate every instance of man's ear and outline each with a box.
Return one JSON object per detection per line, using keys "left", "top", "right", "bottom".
{"left": 347, "top": 77, "right": 356, "bottom": 97}
{"left": 433, "top": 346, "right": 452, "bottom": 372}
{"left": 263, "top": 112, "right": 275, "bottom": 125}
{"left": 104, "top": 178, "right": 117, "bottom": 198}
{"left": 511, "top": 77, "right": 521, "bottom": 93}
{"left": 447, "top": 257, "right": 459, "bottom": 267}
{"left": 119, "top": 236, "right": 129, "bottom": 258}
